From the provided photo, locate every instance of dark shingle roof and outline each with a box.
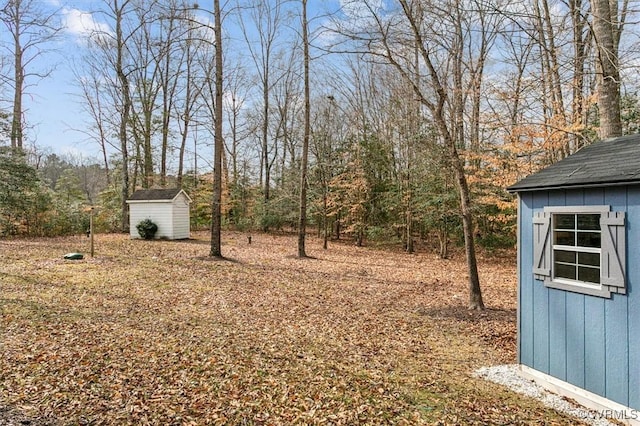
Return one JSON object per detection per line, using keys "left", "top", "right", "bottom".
{"left": 128, "top": 188, "right": 183, "bottom": 201}
{"left": 507, "top": 134, "right": 640, "bottom": 193}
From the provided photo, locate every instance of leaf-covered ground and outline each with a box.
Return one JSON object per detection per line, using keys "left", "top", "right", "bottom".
{"left": 1, "top": 232, "right": 585, "bottom": 425}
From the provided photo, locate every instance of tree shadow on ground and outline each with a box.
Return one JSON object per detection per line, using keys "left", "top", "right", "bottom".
{"left": 417, "top": 305, "right": 516, "bottom": 323}
{"left": 194, "top": 255, "right": 242, "bottom": 264}
{"left": 417, "top": 305, "right": 517, "bottom": 360}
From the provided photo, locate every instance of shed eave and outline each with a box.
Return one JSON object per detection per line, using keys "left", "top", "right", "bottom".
{"left": 127, "top": 188, "right": 191, "bottom": 203}
{"left": 126, "top": 199, "right": 174, "bottom": 204}
{"left": 507, "top": 179, "right": 640, "bottom": 194}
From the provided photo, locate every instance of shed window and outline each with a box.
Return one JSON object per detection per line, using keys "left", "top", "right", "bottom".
{"left": 552, "top": 214, "right": 601, "bottom": 285}
{"left": 533, "top": 206, "right": 626, "bottom": 298}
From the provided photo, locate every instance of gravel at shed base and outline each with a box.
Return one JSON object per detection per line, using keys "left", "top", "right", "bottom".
{"left": 474, "top": 365, "right": 618, "bottom": 426}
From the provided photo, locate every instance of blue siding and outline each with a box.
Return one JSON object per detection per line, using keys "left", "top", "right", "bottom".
{"left": 532, "top": 192, "right": 550, "bottom": 373}
{"left": 584, "top": 189, "right": 607, "bottom": 396}
{"left": 584, "top": 296, "right": 606, "bottom": 394}
{"left": 604, "top": 187, "right": 629, "bottom": 405}
{"left": 548, "top": 191, "right": 568, "bottom": 379}
{"left": 565, "top": 291, "right": 585, "bottom": 387}
{"left": 532, "top": 273, "right": 549, "bottom": 373}
{"left": 564, "top": 190, "right": 586, "bottom": 388}
{"left": 605, "top": 296, "right": 629, "bottom": 404}
{"left": 548, "top": 288, "right": 566, "bottom": 378}
{"left": 518, "top": 184, "right": 637, "bottom": 410}
{"left": 519, "top": 191, "right": 534, "bottom": 367}
{"left": 628, "top": 186, "right": 640, "bottom": 409}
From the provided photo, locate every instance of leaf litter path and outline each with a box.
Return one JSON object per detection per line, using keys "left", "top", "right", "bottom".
{"left": 1, "top": 232, "right": 587, "bottom": 425}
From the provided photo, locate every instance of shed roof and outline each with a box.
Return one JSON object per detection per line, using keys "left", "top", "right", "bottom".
{"left": 507, "top": 134, "right": 640, "bottom": 193}
{"left": 127, "top": 188, "right": 190, "bottom": 202}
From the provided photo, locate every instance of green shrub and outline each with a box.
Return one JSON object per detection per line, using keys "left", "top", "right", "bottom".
{"left": 136, "top": 219, "right": 158, "bottom": 240}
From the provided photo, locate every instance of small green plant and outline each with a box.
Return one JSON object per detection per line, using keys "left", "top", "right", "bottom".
{"left": 136, "top": 219, "right": 158, "bottom": 240}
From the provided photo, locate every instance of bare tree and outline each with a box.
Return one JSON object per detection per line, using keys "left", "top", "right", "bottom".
{"left": 127, "top": 2, "right": 162, "bottom": 188}
{"left": 298, "top": 0, "right": 310, "bottom": 257}
{"left": 405, "top": 0, "right": 486, "bottom": 309}
{"left": 330, "top": 0, "right": 486, "bottom": 308}
{"left": 1, "top": 0, "right": 61, "bottom": 149}
{"left": 223, "top": 63, "right": 252, "bottom": 188}
{"left": 82, "top": 0, "right": 138, "bottom": 232}
{"left": 113, "top": 0, "right": 136, "bottom": 232}
{"left": 157, "top": 1, "right": 182, "bottom": 187}
{"left": 73, "top": 64, "right": 114, "bottom": 184}
{"left": 570, "top": 0, "right": 591, "bottom": 151}
{"left": 174, "top": 9, "right": 203, "bottom": 187}
{"left": 237, "top": 0, "right": 285, "bottom": 226}
{"left": 310, "top": 95, "right": 344, "bottom": 249}
{"left": 210, "top": 0, "right": 223, "bottom": 258}
{"left": 272, "top": 45, "right": 303, "bottom": 192}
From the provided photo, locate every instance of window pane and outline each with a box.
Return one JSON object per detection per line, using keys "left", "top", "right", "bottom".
{"left": 555, "top": 231, "right": 575, "bottom": 246}
{"left": 577, "top": 214, "right": 600, "bottom": 231}
{"left": 555, "top": 214, "right": 575, "bottom": 229}
{"left": 555, "top": 263, "right": 577, "bottom": 280}
{"left": 577, "top": 232, "right": 601, "bottom": 248}
{"left": 578, "top": 266, "right": 600, "bottom": 284}
{"left": 555, "top": 250, "right": 576, "bottom": 263}
{"left": 578, "top": 252, "right": 600, "bottom": 267}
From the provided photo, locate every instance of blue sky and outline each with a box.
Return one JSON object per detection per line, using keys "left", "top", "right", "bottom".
{"left": 6, "top": 0, "right": 360, "bottom": 161}
{"left": 19, "top": 0, "right": 108, "bottom": 159}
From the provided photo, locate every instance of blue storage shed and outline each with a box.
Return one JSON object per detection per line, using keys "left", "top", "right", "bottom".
{"left": 508, "top": 134, "right": 640, "bottom": 423}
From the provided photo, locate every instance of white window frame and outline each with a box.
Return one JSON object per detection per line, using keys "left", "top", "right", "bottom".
{"left": 533, "top": 206, "right": 626, "bottom": 298}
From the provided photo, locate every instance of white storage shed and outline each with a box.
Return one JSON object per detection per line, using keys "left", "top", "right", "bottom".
{"left": 127, "top": 188, "right": 191, "bottom": 240}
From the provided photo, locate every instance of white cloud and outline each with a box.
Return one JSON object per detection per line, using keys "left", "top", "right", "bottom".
{"left": 192, "top": 10, "right": 217, "bottom": 40}
{"left": 315, "top": 0, "right": 385, "bottom": 49}
{"left": 61, "top": 7, "right": 112, "bottom": 40}
{"left": 339, "top": 0, "right": 383, "bottom": 21}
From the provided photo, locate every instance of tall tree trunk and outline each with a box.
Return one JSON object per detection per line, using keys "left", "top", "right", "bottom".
{"left": 298, "top": 0, "right": 310, "bottom": 257}
{"left": 238, "top": 1, "right": 284, "bottom": 230}
{"left": 11, "top": 31, "right": 23, "bottom": 149}
{"left": 262, "top": 80, "right": 270, "bottom": 205}
{"left": 229, "top": 95, "right": 239, "bottom": 184}
{"left": 115, "top": 0, "right": 132, "bottom": 233}
{"left": 159, "top": 18, "right": 173, "bottom": 188}
{"left": 177, "top": 17, "right": 197, "bottom": 187}
{"left": 176, "top": 80, "right": 191, "bottom": 188}
{"left": 534, "top": 0, "right": 570, "bottom": 161}
{"left": 448, "top": 133, "right": 483, "bottom": 309}
{"left": 210, "top": 0, "right": 223, "bottom": 257}
{"left": 571, "top": 0, "right": 589, "bottom": 151}
{"left": 8, "top": 0, "right": 25, "bottom": 149}
{"left": 591, "top": 0, "right": 623, "bottom": 139}
{"left": 143, "top": 109, "right": 154, "bottom": 187}
{"left": 396, "top": 0, "right": 484, "bottom": 309}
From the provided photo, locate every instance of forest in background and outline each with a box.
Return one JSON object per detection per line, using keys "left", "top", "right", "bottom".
{"left": 1, "top": 0, "right": 639, "bottom": 257}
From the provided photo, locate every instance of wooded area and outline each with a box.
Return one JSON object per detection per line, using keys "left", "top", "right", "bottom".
{"left": 1, "top": 0, "right": 638, "bottom": 297}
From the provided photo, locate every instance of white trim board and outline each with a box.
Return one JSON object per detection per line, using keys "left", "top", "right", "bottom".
{"left": 519, "top": 365, "right": 640, "bottom": 426}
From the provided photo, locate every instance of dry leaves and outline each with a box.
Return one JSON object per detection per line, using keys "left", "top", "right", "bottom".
{"left": 1, "top": 232, "right": 585, "bottom": 425}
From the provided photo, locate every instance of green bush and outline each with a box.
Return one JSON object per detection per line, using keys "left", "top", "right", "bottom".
{"left": 136, "top": 219, "right": 158, "bottom": 240}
